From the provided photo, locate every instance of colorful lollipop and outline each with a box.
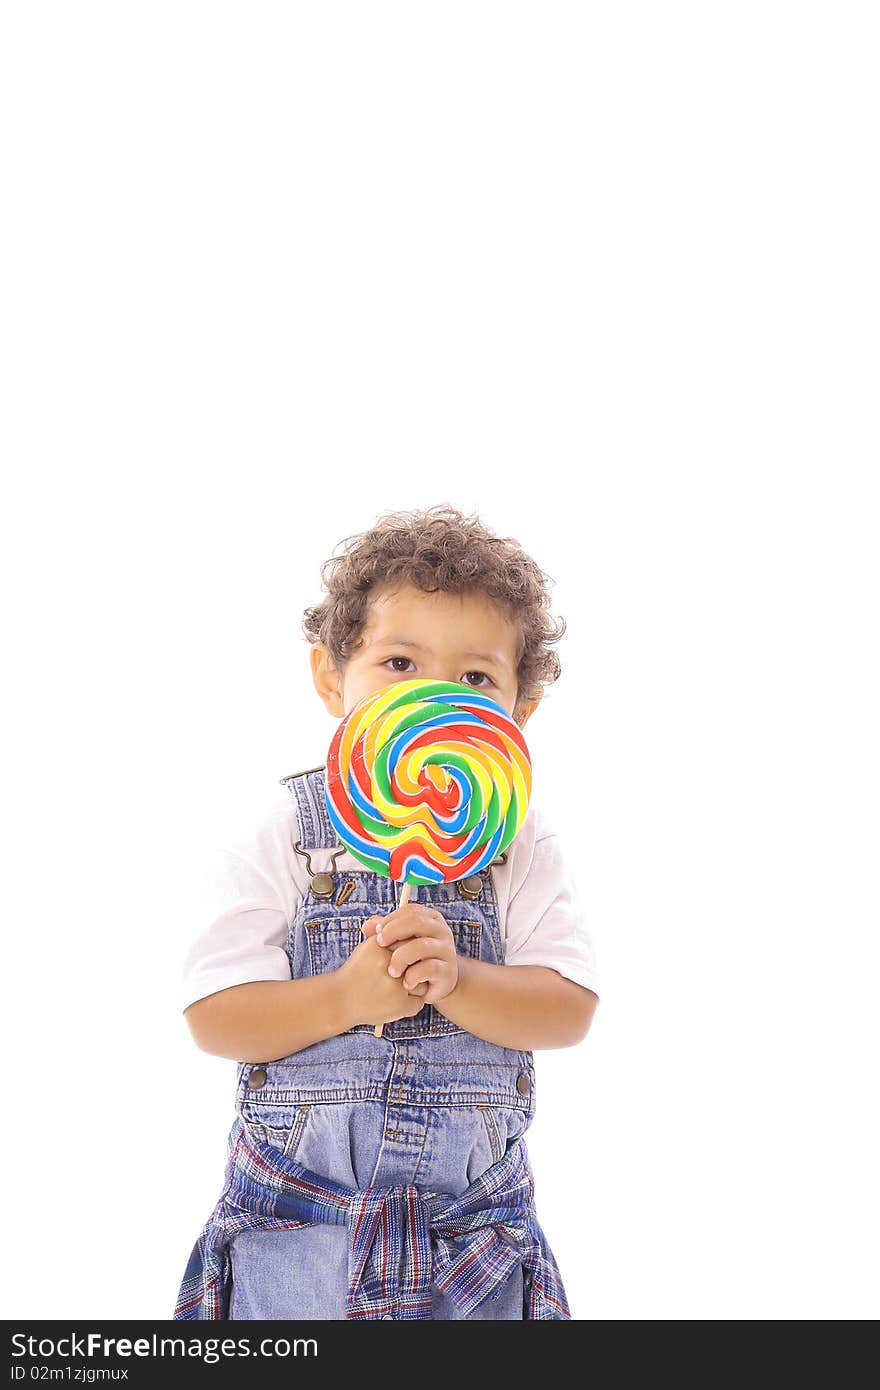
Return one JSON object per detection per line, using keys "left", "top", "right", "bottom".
{"left": 324, "top": 677, "right": 532, "bottom": 1034}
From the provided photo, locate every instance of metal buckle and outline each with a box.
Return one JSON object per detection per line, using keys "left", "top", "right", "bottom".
{"left": 294, "top": 839, "right": 348, "bottom": 901}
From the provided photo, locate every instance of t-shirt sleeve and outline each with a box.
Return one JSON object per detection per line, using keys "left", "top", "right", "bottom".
{"left": 180, "top": 805, "right": 296, "bottom": 1013}
{"left": 503, "top": 832, "right": 600, "bottom": 997}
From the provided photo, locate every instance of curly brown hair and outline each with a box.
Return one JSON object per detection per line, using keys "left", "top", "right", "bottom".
{"left": 301, "top": 505, "right": 566, "bottom": 718}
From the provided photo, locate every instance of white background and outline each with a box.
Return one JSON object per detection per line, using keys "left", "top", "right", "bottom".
{"left": 2, "top": 2, "right": 877, "bottom": 1320}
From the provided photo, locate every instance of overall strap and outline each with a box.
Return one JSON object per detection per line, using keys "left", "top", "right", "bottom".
{"left": 279, "top": 765, "right": 339, "bottom": 852}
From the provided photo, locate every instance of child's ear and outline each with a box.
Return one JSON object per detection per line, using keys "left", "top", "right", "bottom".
{"left": 516, "top": 696, "right": 541, "bottom": 728}
{"left": 311, "top": 643, "right": 346, "bottom": 717}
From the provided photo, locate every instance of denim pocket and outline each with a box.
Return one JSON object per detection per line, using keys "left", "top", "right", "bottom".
{"left": 238, "top": 1101, "right": 312, "bottom": 1161}
{"left": 478, "top": 1104, "right": 529, "bottom": 1164}
{"left": 303, "top": 913, "right": 483, "bottom": 978}
{"left": 302, "top": 913, "right": 364, "bottom": 976}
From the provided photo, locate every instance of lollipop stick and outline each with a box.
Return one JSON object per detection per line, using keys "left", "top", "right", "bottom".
{"left": 373, "top": 881, "right": 412, "bottom": 1036}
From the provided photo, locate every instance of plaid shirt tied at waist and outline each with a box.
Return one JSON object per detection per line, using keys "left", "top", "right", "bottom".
{"left": 174, "top": 1116, "right": 570, "bottom": 1320}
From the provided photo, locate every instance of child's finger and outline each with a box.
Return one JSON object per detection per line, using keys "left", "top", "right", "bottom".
{"left": 387, "top": 937, "right": 444, "bottom": 977}
{"left": 375, "top": 916, "right": 440, "bottom": 947}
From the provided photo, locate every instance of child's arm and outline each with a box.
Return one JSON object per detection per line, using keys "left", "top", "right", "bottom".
{"left": 362, "top": 905, "right": 597, "bottom": 1049}
{"left": 436, "top": 958, "right": 597, "bottom": 1049}
{"left": 184, "top": 935, "right": 427, "bottom": 1062}
{"left": 185, "top": 974, "right": 355, "bottom": 1062}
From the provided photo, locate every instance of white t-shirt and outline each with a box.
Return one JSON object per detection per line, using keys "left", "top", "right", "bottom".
{"left": 180, "top": 785, "right": 601, "bottom": 1013}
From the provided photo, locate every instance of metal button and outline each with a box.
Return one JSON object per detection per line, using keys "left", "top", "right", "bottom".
{"left": 248, "top": 1067, "right": 268, "bottom": 1089}
{"left": 516, "top": 1072, "right": 531, "bottom": 1096}
{"left": 309, "top": 872, "right": 335, "bottom": 900}
{"left": 382, "top": 1314, "right": 393, "bottom": 1320}
{"left": 456, "top": 874, "right": 483, "bottom": 900}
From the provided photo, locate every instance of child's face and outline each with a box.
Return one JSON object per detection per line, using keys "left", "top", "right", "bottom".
{"left": 311, "top": 582, "right": 539, "bottom": 729}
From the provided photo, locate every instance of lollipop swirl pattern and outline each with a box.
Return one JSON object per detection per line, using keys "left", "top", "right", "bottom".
{"left": 325, "top": 678, "right": 532, "bottom": 886}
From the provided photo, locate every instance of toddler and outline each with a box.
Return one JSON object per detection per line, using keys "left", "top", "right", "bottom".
{"left": 174, "top": 505, "right": 600, "bottom": 1320}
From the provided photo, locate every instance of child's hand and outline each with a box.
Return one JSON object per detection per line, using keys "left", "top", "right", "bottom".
{"left": 336, "top": 935, "right": 428, "bottom": 1028}
{"left": 361, "top": 905, "right": 459, "bottom": 1006}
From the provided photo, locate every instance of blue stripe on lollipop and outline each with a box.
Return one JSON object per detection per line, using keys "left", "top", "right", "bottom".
{"left": 325, "top": 796, "right": 391, "bottom": 870}
{"left": 425, "top": 689, "right": 506, "bottom": 717}
{"left": 396, "top": 852, "right": 446, "bottom": 885}
{"left": 348, "top": 770, "right": 381, "bottom": 823}
{"left": 459, "top": 818, "right": 505, "bottom": 873}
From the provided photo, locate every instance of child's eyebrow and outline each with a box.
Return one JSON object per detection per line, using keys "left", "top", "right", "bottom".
{"left": 375, "top": 637, "right": 507, "bottom": 669}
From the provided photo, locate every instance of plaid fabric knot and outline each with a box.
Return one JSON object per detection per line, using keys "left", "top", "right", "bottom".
{"left": 174, "top": 1115, "right": 570, "bottom": 1320}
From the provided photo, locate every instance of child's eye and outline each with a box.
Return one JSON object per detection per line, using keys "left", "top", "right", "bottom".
{"left": 383, "top": 658, "right": 492, "bottom": 688}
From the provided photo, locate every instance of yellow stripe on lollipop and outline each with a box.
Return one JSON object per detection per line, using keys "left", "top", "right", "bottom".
{"left": 381, "top": 827, "right": 464, "bottom": 867}
{"left": 374, "top": 742, "right": 496, "bottom": 829}
{"left": 340, "top": 685, "right": 407, "bottom": 770}
{"left": 477, "top": 730, "right": 530, "bottom": 827}
{"left": 390, "top": 748, "right": 427, "bottom": 797}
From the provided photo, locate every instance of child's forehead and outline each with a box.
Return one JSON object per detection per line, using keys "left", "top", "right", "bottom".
{"left": 364, "top": 584, "right": 518, "bottom": 648}
{"left": 368, "top": 582, "right": 511, "bottom": 621}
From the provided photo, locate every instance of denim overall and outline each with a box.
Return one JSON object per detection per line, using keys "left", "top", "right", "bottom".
{"left": 227, "top": 766, "right": 538, "bottom": 1320}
